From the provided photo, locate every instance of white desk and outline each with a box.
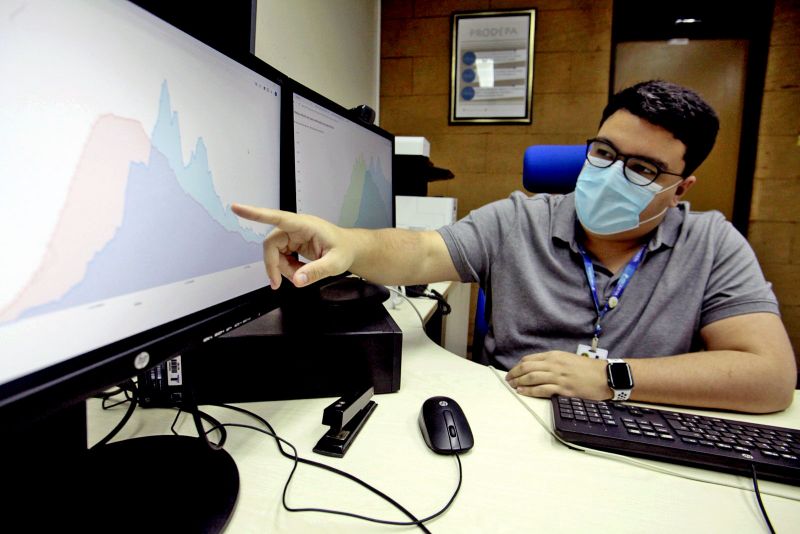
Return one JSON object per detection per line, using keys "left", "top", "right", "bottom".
{"left": 88, "top": 307, "right": 800, "bottom": 533}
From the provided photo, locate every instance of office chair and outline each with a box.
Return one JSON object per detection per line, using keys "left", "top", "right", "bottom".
{"left": 471, "top": 144, "right": 585, "bottom": 361}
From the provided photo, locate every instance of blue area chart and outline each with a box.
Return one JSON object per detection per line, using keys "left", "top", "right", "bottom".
{"left": 355, "top": 157, "right": 392, "bottom": 228}
{"left": 20, "top": 82, "right": 263, "bottom": 319}
{"left": 340, "top": 156, "right": 392, "bottom": 229}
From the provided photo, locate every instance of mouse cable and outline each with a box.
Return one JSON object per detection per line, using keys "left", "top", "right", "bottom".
{"left": 751, "top": 464, "right": 776, "bottom": 534}
{"left": 213, "top": 403, "right": 456, "bottom": 530}
{"left": 212, "top": 403, "right": 464, "bottom": 531}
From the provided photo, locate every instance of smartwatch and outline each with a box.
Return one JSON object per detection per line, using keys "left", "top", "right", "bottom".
{"left": 606, "top": 359, "right": 634, "bottom": 401}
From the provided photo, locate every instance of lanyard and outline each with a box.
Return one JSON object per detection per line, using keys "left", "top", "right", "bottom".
{"left": 576, "top": 243, "right": 647, "bottom": 350}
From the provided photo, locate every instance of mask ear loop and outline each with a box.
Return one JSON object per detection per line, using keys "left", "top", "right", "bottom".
{"left": 638, "top": 178, "right": 685, "bottom": 226}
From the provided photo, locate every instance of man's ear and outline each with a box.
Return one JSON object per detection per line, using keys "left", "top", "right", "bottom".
{"left": 671, "top": 175, "right": 696, "bottom": 207}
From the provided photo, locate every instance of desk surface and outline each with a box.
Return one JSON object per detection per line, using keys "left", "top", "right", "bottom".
{"left": 88, "top": 303, "right": 800, "bottom": 533}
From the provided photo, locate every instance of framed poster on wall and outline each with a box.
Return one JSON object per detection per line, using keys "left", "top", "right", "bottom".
{"left": 449, "top": 9, "right": 536, "bottom": 124}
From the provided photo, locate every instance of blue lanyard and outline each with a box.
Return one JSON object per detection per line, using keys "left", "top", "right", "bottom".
{"left": 576, "top": 244, "right": 647, "bottom": 350}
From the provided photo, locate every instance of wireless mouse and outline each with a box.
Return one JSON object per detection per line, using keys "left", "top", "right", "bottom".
{"left": 418, "top": 396, "right": 474, "bottom": 454}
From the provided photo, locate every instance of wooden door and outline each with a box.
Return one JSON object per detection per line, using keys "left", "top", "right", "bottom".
{"left": 614, "top": 39, "right": 749, "bottom": 222}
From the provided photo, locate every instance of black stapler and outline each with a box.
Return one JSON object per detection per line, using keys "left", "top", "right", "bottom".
{"left": 313, "top": 386, "right": 377, "bottom": 457}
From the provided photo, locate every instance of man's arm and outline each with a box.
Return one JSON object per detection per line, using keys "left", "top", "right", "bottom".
{"left": 629, "top": 312, "right": 796, "bottom": 413}
{"left": 506, "top": 312, "right": 797, "bottom": 414}
{"left": 231, "top": 204, "right": 460, "bottom": 288}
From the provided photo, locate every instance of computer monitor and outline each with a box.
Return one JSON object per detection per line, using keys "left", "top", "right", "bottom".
{"left": 291, "top": 87, "right": 394, "bottom": 230}
{"left": 290, "top": 85, "right": 395, "bottom": 306}
{"left": 130, "top": 0, "right": 257, "bottom": 55}
{"left": 1, "top": 0, "right": 284, "bottom": 530}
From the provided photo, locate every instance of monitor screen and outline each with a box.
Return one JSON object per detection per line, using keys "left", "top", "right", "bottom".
{"left": 292, "top": 89, "right": 394, "bottom": 229}
{"left": 0, "top": 0, "right": 283, "bottom": 429}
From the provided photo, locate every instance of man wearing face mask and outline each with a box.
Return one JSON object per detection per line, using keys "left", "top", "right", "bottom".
{"left": 232, "top": 80, "right": 796, "bottom": 414}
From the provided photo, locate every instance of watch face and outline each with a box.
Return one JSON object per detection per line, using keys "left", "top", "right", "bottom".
{"left": 607, "top": 362, "right": 634, "bottom": 389}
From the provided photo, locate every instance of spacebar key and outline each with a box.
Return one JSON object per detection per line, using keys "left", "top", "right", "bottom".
{"left": 675, "top": 430, "right": 703, "bottom": 439}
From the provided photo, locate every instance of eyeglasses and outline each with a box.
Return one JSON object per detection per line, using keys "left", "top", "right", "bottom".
{"left": 585, "top": 138, "right": 685, "bottom": 187}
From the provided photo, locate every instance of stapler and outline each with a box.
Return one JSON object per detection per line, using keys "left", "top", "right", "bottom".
{"left": 313, "top": 386, "right": 377, "bottom": 457}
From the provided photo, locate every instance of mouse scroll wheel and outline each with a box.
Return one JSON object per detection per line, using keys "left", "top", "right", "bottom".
{"left": 444, "top": 410, "right": 457, "bottom": 437}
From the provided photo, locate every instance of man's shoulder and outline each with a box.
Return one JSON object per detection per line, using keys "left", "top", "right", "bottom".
{"left": 682, "top": 206, "right": 737, "bottom": 238}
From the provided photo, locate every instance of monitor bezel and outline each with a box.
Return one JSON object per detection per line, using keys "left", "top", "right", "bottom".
{"left": 0, "top": 5, "right": 288, "bottom": 434}
{"left": 286, "top": 80, "right": 396, "bottom": 229}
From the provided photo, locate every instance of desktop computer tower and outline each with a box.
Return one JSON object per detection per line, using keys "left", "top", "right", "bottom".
{"left": 138, "top": 300, "right": 402, "bottom": 407}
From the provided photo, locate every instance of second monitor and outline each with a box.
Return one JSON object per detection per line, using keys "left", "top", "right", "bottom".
{"left": 292, "top": 88, "right": 394, "bottom": 229}
{"left": 291, "top": 85, "right": 395, "bottom": 308}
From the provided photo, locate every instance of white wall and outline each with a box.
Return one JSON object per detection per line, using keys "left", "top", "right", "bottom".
{"left": 255, "top": 0, "right": 381, "bottom": 122}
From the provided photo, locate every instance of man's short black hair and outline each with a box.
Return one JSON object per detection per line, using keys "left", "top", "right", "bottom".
{"left": 600, "top": 80, "right": 719, "bottom": 176}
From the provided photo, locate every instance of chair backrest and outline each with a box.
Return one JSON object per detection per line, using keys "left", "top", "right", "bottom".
{"left": 522, "top": 144, "right": 585, "bottom": 193}
{"left": 471, "top": 144, "right": 585, "bottom": 361}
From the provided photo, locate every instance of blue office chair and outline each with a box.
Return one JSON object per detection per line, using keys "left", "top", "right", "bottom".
{"left": 471, "top": 144, "right": 585, "bottom": 361}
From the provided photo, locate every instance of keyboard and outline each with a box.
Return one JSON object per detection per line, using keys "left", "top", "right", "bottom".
{"left": 551, "top": 396, "right": 800, "bottom": 486}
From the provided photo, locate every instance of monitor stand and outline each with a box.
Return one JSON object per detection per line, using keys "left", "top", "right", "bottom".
{"left": 6, "top": 402, "right": 239, "bottom": 533}
{"left": 317, "top": 275, "right": 390, "bottom": 310}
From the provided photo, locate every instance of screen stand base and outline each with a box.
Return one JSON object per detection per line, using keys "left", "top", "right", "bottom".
{"left": 8, "top": 428, "right": 239, "bottom": 533}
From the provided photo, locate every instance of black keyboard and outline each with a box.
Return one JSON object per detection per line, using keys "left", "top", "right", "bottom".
{"left": 551, "top": 396, "right": 800, "bottom": 486}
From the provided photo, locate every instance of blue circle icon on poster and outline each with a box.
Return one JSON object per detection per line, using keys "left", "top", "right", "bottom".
{"left": 462, "top": 69, "right": 476, "bottom": 83}
{"left": 461, "top": 86, "right": 475, "bottom": 101}
{"left": 462, "top": 51, "right": 476, "bottom": 65}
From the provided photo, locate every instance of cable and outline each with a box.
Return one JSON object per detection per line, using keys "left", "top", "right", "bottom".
{"left": 387, "top": 286, "right": 426, "bottom": 327}
{"left": 212, "top": 403, "right": 464, "bottom": 531}
{"left": 751, "top": 464, "right": 776, "bottom": 534}
{"left": 402, "top": 286, "right": 451, "bottom": 316}
{"left": 428, "top": 289, "right": 452, "bottom": 316}
{"left": 169, "top": 407, "right": 228, "bottom": 448}
{"left": 91, "top": 379, "right": 139, "bottom": 448}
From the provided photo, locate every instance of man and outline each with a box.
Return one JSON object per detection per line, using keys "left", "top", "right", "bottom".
{"left": 232, "top": 80, "right": 796, "bottom": 414}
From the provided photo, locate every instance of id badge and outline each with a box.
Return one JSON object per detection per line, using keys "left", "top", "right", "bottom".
{"left": 577, "top": 344, "right": 608, "bottom": 359}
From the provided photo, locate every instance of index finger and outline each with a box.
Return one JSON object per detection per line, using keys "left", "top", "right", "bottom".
{"left": 231, "top": 203, "right": 291, "bottom": 227}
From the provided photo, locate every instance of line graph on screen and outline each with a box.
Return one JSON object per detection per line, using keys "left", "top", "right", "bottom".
{"left": 1, "top": 81, "right": 264, "bottom": 324}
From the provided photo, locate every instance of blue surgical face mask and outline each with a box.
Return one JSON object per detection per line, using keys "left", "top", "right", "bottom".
{"left": 575, "top": 159, "right": 680, "bottom": 236}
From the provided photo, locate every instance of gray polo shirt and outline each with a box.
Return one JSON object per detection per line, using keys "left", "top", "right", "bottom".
{"left": 438, "top": 192, "right": 779, "bottom": 370}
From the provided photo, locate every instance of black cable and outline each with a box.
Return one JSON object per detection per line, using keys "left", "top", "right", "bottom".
{"left": 404, "top": 286, "right": 451, "bottom": 316}
{"left": 91, "top": 379, "right": 139, "bottom": 448}
{"left": 211, "top": 404, "right": 433, "bottom": 530}
{"left": 428, "top": 289, "right": 451, "bottom": 316}
{"left": 213, "top": 403, "right": 464, "bottom": 531}
{"left": 169, "top": 407, "right": 227, "bottom": 448}
{"left": 751, "top": 464, "right": 776, "bottom": 534}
